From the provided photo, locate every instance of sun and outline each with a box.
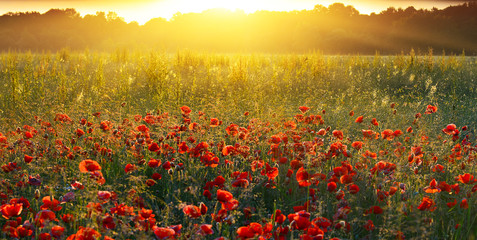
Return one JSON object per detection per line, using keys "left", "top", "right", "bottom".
{"left": 176, "top": 0, "right": 268, "bottom": 14}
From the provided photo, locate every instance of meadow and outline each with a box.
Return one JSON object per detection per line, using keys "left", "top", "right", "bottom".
{"left": 0, "top": 50, "right": 476, "bottom": 239}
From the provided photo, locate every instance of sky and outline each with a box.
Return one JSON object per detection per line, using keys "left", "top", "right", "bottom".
{"left": 0, "top": 0, "right": 473, "bottom": 24}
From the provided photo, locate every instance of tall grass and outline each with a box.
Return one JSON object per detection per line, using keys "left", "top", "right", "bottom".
{"left": 1, "top": 50, "right": 475, "bottom": 130}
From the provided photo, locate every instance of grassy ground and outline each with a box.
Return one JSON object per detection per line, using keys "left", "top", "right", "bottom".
{"left": 0, "top": 50, "right": 476, "bottom": 239}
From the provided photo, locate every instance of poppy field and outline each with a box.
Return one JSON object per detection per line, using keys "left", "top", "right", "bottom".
{"left": 0, "top": 51, "right": 476, "bottom": 239}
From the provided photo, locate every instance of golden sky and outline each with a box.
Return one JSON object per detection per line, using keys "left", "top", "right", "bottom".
{"left": 0, "top": 0, "right": 472, "bottom": 24}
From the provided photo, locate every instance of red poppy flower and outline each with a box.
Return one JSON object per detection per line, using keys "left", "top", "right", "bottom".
{"left": 198, "top": 224, "right": 214, "bottom": 236}
{"left": 1, "top": 203, "right": 22, "bottom": 219}
{"left": 351, "top": 141, "right": 363, "bottom": 150}
{"left": 75, "top": 128, "right": 85, "bottom": 137}
{"left": 16, "top": 225, "right": 32, "bottom": 238}
{"left": 97, "top": 191, "right": 113, "bottom": 202}
{"left": 124, "top": 164, "right": 137, "bottom": 173}
{"left": 153, "top": 226, "right": 176, "bottom": 239}
{"left": 424, "top": 105, "right": 437, "bottom": 114}
{"left": 288, "top": 211, "right": 311, "bottom": 230}
{"left": 136, "top": 125, "right": 149, "bottom": 133}
{"left": 180, "top": 106, "right": 192, "bottom": 115}
{"left": 327, "top": 182, "right": 337, "bottom": 192}
{"left": 51, "top": 225, "right": 65, "bottom": 238}
{"left": 183, "top": 205, "right": 201, "bottom": 219}
{"left": 148, "top": 159, "right": 161, "bottom": 168}
{"left": 432, "top": 164, "right": 445, "bottom": 173}
{"left": 296, "top": 167, "right": 311, "bottom": 187}
{"left": 457, "top": 173, "right": 476, "bottom": 184}
{"left": 365, "top": 206, "right": 383, "bottom": 215}
{"left": 355, "top": 116, "right": 364, "bottom": 123}
{"left": 371, "top": 118, "right": 379, "bottom": 126}
{"left": 221, "top": 198, "right": 239, "bottom": 211}
{"left": 393, "top": 129, "right": 403, "bottom": 137}
{"left": 348, "top": 184, "right": 360, "bottom": 194}
{"left": 61, "top": 214, "right": 75, "bottom": 223}
{"left": 210, "top": 118, "right": 221, "bottom": 127}
{"left": 262, "top": 163, "right": 279, "bottom": 180}
{"left": 381, "top": 129, "right": 394, "bottom": 140}
{"left": 66, "top": 226, "right": 101, "bottom": 240}
{"left": 332, "top": 130, "right": 343, "bottom": 140}
{"left": 447, "top": 199, "right": 457, "bottom": 208}
{"left": 146, "top": 179, "right": 157, "bottom": 186}
{"left": 24, "top": 155, "right": 34, "bottom": 163}
{"left": 299, "top": 106, "right": 310, "bottom": 113}
{"left": 226, "top": 124, "right": 239, "bottom": 136}
{"left": 79, "top": 160, "right": 101, "bottom": 173}
{"left": 273, "top": 209, "right": 286, "bottom": 225}
{"left": 362, "top": 129, "right": 379, "bottom": 139}
{"left": 39, "top": 233, "right": 52, "bottom": 240}
{"left": 460, "top": 198, "right": 469, "bottom": 209}
{"left": 364, "top": 220, "right": 375, "bottom": 231}
{"left": 237, "top": 226, "right": 255, "bottom": 239}
{"left": 148, "top": 142, "right": 160, "bottom": 152}
{"left": 35, "top": 210, "right": 57, "bottom": 227}
{"left": 417, "top": 197, "right": 436, "bottom": 211}
{"left": 89, "top": 171, "right": 106, "bottom": 185}
{"left": 101, "top": 215, "right": 116, "bottom": 230}
{"left": 442, "top": 124, "right": 458, "bottom": 135}
{"left": 424, "top": 179, "right": 441, "bottom": 193}
{"left": 40, "top": 196, "right": 62, "bottom": 211}
{"left": 217, "top": 189, "right": 233, "bottom": 203}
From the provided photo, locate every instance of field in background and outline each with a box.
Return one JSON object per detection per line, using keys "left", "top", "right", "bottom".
{"left": 1, "top": 50, "right": 476, "bottom": 129}
{"left": 0, "top": 51, "right": 476, "bottom": 239}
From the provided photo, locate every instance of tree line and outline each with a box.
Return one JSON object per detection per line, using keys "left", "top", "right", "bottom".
{"left": 1, "top": 2, "right": 476, "bottom": 54}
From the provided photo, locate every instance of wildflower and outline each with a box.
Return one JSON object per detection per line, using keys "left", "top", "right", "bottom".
{"left": 349, "top": 184, "right": 360, "bottom": 194}
{"left": 424, "top": 179, "right": 441, "bottom": 193}
{"left": 351, "top": 141, "right": 363, "bottom": 150}
{"left": 66, "top": 226, "right": 100, "bottom": 240}
{"left": 124, "top": 164, "right": 137, "bottom": 173}
{"left": 364, "top": 220, "right": 375, "bottom": 231}
{"left": 417, "top": 197, "right": 436, "bottom": 211}
{"left": 51, "top": 225, "right": 65, "bottom": 238}
{"left": 299, "top": 106, "right": 310, "bottom": 113}
{"left": 371, "top": 118, "right": 379, "bottom": 126}
{"left": 332, "top": 130, "right": 344, "bottom": 140}
{"left": 1, "top": 203, "right": 22, "bottom": 219}
{"left": 425, "top": 105, "right": 437, "bottom": 114}
{"left": 460, "top": 198, "right": 468, "bottom": 209}
{"left": 442, "top": 124, "right": 458, "bottom": 135}
{"left": 79, "top": 160, "right": 101, "bottom": 173}
{"left": 210, "top": 118, "right": 221, "bottom": 127}
{"left": 457, "top": 173, "right": 476, "bottom": 184}
{"left": 217, "top": 189, "right": 233, "bottom": 203}
{"left": 296, "top": 167, "right": 311, "bottom": 187}
{"left": 183, "top": 205, "right": 202, "bottom": 219}
{"left": 24, "top": 155, "right": 34, "bottom": 163}
{"left": 180, "top": 106, "right": 192, "bottom": 115}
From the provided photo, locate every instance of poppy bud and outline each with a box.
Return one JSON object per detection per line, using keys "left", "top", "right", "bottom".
{"left": 35, "top": 189, "right": 41, "bottom": 199}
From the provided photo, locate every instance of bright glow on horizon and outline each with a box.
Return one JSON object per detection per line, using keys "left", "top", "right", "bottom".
{"left": 0, "top": 0, "right": 471, "bottom": 24}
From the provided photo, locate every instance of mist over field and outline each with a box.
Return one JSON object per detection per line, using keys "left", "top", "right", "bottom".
{"left": 0, "top": 2, "right": 476, "bottom": 54}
